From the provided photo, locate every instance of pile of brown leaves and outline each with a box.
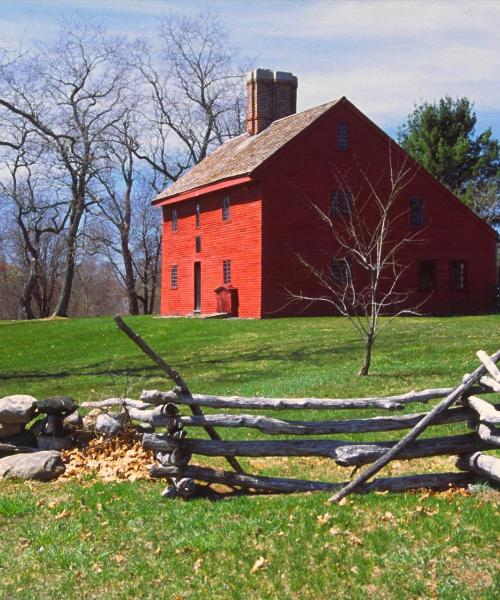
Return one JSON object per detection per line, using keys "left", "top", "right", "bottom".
{"left": 60, "top": 431, "right": 154, "bottom": 482}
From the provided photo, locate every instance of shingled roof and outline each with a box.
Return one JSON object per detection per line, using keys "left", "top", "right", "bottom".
{"left": 156, "top": 98, "right": 341, "bottom": 201}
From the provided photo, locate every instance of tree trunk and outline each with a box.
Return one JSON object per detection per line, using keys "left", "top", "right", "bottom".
{"left": 122, "top": 237, "right": 139, "bottom": 315}
{"left": 52, "top": 205, "right": 83, "bottom": 317}
{"left": 359, "top": 334, "right": 374, "bottom": 376}
{"left": 18, "top": 261, "right": 37, "bottom": 320}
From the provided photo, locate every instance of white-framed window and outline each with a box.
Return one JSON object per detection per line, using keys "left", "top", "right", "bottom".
{"left": 222, "top": 196, "right": 230, "bottom": 221}
{"left": 171, "top": 209, "right": 178, "bottom": 232}
{"left": 195, "top": 203, "right": 200, "bottom": 228}
{"left": 171, "top": 265, "right": 178, "bottom": 289}
{"left": 223, "top": 259, "right": 231, "bottom": 284}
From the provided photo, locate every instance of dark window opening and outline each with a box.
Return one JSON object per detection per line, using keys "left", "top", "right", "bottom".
{"left": 450, "top": 260, "right": 466, "bottom": 291}
{"left": 223, "top": 259, "right": 231, "bottom": 284}
{"left": 419, "top": 261, "right": 436, "bottom": 291}
{"left": 222, "top": 196, "right": 230, "bottom": 221}
{"left": 171, "top": 209, "right": 178, "bottom": 232}
{"left": 409, "top": 197, "right": 424, "bottom": 227}
{"left": 330, "top": 190, "right": 352, "bottom": 217}
{"left": 195, "top": 203, "right": 200, "bottom": 228}
{"left": 171, "top": 265, "right": 178, "bottom": 289}
{"left": 331, "top": 256, "right": 352, "bottom": 283}
{"left": 195, "top": 236, "right": 201, "bottom": 253}
{"left": 337, "top": 124, "right": 349, "bottom": 151}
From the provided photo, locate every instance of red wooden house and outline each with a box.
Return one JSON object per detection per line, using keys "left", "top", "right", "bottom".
{"left": 153, "top": 69, "right": 497, "bottom": 318}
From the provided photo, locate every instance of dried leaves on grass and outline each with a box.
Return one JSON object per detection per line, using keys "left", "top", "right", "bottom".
{"left": 60, "top": 432, "right": 154, "bottom": 482}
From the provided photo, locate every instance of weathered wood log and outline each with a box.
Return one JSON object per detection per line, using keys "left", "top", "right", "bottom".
{"left": 150, "top": 464, "right": 476, "bottom": 495}
{"left": 134, "top": 404, "right": 498, "bottom": 435}
{"left": 480, "top": 376, "right": 500, "bottom": 392}
{"left": 465, "top": 396, "right": 500, "bottom": 426}
{"left": 456, "top": 451, "right": 500, "bottom": 483}
{"left": 477, "top": 350, "right": 500, "bottom": 381}
{"left": 140, "top": 386, "right": 479, "bottom": 411}
{"left": 142, "top": 432, "right": 496, "bottom": 464}
{"left": 328, "top": 349, "right": 500, "bottom": 502}
{"left": 114, "top": 315, "right": 243, "bottom": 474}
{"left": 476, "top": 423, "right": 500, "bottom": 446}
{"left": 81, "top": 397, "right": 152, "bottom": 410}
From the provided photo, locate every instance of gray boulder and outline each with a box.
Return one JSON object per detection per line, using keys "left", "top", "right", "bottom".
{"left": 95, "top": 413, "right": 123, "bottom": 437}
{"left": 62, "top": 410, "right": 83, "bottom": 432}
{"left": 0, "top": 395, "right": 37, "bottom": 424}
{"left": 0, "top": 451, "right": 65, "bottom": 481}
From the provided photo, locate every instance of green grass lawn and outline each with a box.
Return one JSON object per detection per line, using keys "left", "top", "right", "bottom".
{"left": 0, "top": 315, "right": 499, "bottom": 599}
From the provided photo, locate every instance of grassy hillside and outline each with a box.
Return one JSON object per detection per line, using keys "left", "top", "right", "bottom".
{"left": 0, "top": 315, "right": 499, "bottom": 599}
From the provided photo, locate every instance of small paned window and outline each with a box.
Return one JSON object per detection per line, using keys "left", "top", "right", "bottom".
{"left": 222, "top": 196, "right": 230, "bottom": 221}
{"left": 337, "top": 124, "right": 349, "bottom": 151}
{"left": 195, "top": 236, "right": 201, "bottom": 253}
{"left": 409, "top": 197, "right": 424, "bottom": 226}
{"left": 419, "top": 261, "right": 436, "bottom": 291}
{"left": 331, "top": 256, "right": 352, "bottom": 283}
{"left": 223, "top": 259, "right": 231, "bottom": 284}
{"left": 450, "top": 260, "right": 466, "bottom": 291}
{"left": 195, "top": 203, "right": 200, "bottom": 228}
{"left": 330, "top": 190, "right": 352, "bottom": 217}
{"left": 171, "top": 265, "right": 178, "bottom": 289}
{"left": 171, "top": 209, "right": 178, "bottom": 232}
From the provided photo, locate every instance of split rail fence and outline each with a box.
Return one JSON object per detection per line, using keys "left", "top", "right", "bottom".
{"left": 113, "top": 317, "right": 500, "bottom": 501}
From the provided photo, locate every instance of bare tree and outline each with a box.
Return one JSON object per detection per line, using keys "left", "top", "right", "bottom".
{"left": 0, "top": 19, "right": 129, "bottom": 317}
{"left": 129, "top": 10, "right": 246, "bottom": 184}
{"left": 289, "top": 150, "right": 425, "bottom": 376}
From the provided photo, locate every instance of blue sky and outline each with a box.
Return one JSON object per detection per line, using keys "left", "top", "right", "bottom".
{"left": 1, "top": 0, "right": 499, "bottom": 139}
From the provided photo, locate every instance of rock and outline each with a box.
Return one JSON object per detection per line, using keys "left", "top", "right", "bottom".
{"left": 95, "top": 413, "right": 123, "bottom": 437}
{"left": 63, "top": 409, "right": 82, "bottom": 432}
{"left": 37, "top": 436, "right": 73, "bottom": 451}
{"left": 0, "top": 451, "right": 65, "bottom": 481}
{"left": 82, "top": 408, "right": 102, "bottom": 431}
{"left": 0, "top": 395, "right": 37, "bottom": 424}
{"left": 36, "top": 396, "right": 78, "bottom": 416}
{"left": 1, "top": 430, "right": 37, "bottom": 449}
{"left": 0, "top": 422, "right": 23, "bottom": 439}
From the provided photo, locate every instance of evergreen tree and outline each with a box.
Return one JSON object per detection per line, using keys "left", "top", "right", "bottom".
{"left": 398, "top": 96, "right": 500, "bottom": 224}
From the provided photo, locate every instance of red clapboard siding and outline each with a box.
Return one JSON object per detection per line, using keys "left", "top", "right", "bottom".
{"left": 157, "top": 99, "right": 496, "bottom": 318}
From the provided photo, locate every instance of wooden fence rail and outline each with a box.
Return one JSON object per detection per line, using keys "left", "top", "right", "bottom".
{"left": 112, "top": 319, "right": 499, "bottom": 501}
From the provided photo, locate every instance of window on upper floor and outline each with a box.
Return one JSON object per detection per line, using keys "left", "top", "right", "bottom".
{"left": 223, "top": 259, "right": 231, "bottom": 284}
{"left": 419, "top": 261, "right": 436, "bottom": 291}
{"left": 330, "top": 190, "right": 352, "bottom": 218}
{"left": 171, "top": 209, "right": 178, "bottom": 232}
{"left": 222, "top": 196, "right": 230, "bottom": 221}
{"left": 331, "top": 256, "right": 352, "bottom": 284}
{"left": 409, "top": 197, "right": 424, "bottom": 227}
{"left": 337, "top": 124, "right": 349, "bottom": 151}
{"left": 450, "top": 260, "right": 466, "bottom": 291}
{"left": 171, "top": 265, "right": 178, "bottom": 289}
{"left": 195, "top": 203, "right": 200, "bottom": 228}
{"left": 195, "top": 236, "right": 201, "bottom": 253}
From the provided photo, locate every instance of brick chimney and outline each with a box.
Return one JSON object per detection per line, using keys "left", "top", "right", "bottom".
{"left": 246, "top": 69, "right": 298, "bottom": 135}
